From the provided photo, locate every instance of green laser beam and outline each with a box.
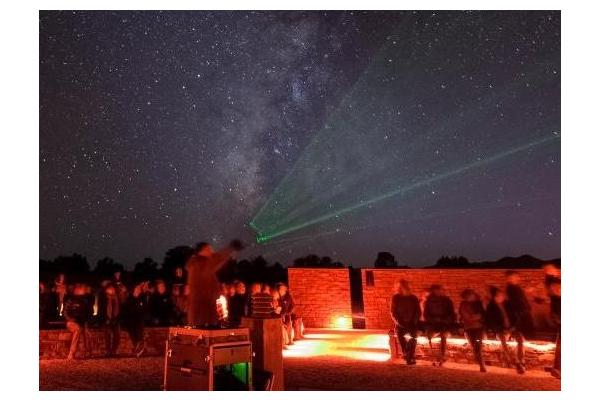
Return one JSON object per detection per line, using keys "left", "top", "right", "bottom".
{"left": 254, "top": 134, "right": 559, "bottom": 242}
{"left": 258, "top": 193, "right": 556, "bottom": 259}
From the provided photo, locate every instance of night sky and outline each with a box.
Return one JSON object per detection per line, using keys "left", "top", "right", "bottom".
{"left": 39, "top": 11, "right": 560, "bottom": 268}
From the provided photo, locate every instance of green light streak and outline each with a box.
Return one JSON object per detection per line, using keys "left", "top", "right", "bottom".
{"left": 254, "top": 134, "right": 559, "bottom": 242}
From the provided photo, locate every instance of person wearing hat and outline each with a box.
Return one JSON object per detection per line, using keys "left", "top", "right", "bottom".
{"left": 424, "top": 284, "right": 456, "bottom": 366}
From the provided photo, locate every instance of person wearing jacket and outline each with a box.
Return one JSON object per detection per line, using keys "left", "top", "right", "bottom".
{"left": 390, "top": 280, "right": 421, "bottom": 365}
{"left": 485, "top": 286, "right": 514, "bottom": 368}
{"left": 459, "top": 289, "right": 487, "bottom": 372}
{"left": 546, "top": 276, "right": 561, "bottom": 379}
{"left": 99, "top": 284, "right": 121, "bottom": 357}
{"left": 63, "top": 284, "right": 90, "bottom": 360}
{"left": 185, "top": 240, "right": 244, "bottom": 327}
{"left": 277, "top": 283, "right": 295, "bottom": 345}
{"left": 228, "top": 280, "right": 247, "bottom": 327}
{"left": 424, "top": 284, "right": 456, "bottom": 366}
{"left": 505, "top": 270, "right": 534, "bottom": 374}
{"left": 121, "top": 283, "right": 148, "bottom": 357}
{"left": 149, "top": 280, "right": 175, "bottom": 326}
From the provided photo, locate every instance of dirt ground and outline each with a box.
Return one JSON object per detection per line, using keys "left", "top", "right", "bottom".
{"left": 39, "top": 355, "right": 560, "bottom": 391}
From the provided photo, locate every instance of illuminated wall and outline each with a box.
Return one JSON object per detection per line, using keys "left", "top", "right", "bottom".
{"left": 361, "top": 268, "right": 549, "bottom": 330}
{"left": 288, "top": 267, "right": 551, "bottom": 331}
{"left": 287, "top": 267, "right": 353, "bottom": 329}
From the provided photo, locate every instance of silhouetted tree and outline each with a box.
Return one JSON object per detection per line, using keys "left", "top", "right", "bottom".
{"left": 321, "top": 256, "right": 333, "bottom": 266}
{"left": 435, "top": 255, "right": 470, "bottom": 268}
{"left": 374, "top": 251, "right": 398, "bottom": 267}
{"left": 39, "top": 259, "right": 59, "bottom": 283}
{"left": 162, "top": 245, "right": 194, "bottom": 277}
{"left": 40, "top": 253, "right": 90, "bottom": 281}
{"left": 95, "top": 257, "right": 124, "bottom": 280}
{"left": 133, "top": 257, "right": 159, "bottom": 282}
{"left": 293, "top": 254, "right": 343, "bottom": 267}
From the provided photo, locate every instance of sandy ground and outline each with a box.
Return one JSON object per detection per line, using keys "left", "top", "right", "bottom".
{"left": 39, "top": 355, "right": 560, "bottom": 391}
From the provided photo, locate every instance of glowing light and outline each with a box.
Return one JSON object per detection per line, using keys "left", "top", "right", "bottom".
{"left": 93, "top": 294, "right": 99, "bottom": 316}
{"left": 216, "top": 295, "right": 228, "bottom": 320}
{"left": 411, "top": 334, "right": 555, "bottom": 352}
{"left": 333, "top": 316, "right": 352, "bottom": 329}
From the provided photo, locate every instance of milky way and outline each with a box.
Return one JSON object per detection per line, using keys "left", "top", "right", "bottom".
{"left": 40, "top": 11, "right": 560, "bottom": 267}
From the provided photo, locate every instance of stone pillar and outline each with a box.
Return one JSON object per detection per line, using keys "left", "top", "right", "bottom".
{"left": 241, "top": 316, "right": 284, "bottom": 390}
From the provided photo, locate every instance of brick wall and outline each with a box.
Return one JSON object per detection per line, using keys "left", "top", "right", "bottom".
{"left": 40, "top": 327, "right": 168, "bottom": 359}
{"left": 287, "top": 267, "right": 352, "bottom": 328}
{"left": 362, "top": 268, "right": 549, "bottom": 329}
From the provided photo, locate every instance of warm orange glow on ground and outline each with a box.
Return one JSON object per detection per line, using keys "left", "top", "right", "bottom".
{"left": 282, "top": 329, "right": 555, "bottom": 363}
{"left": 283, "top": 329, "right": 391, "bottom": 362}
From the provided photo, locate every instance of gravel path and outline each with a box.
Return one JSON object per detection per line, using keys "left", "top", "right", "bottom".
{"left": 39, "top": 355, "right": 559, "bottom": 391}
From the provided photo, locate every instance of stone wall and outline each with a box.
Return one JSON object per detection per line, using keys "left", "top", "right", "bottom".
{"left": 287, "top": 267, "right": 352, "bottom": 328}
{"left": 362, "top": 268, "right": 549, "bottom": 330}
{"left": 39, "top": 327, "right": 168, "bottom": 359}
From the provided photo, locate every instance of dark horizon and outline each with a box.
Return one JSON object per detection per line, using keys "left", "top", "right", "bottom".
{"left": 40, "top": 11, "right": 560, "bottom": 268}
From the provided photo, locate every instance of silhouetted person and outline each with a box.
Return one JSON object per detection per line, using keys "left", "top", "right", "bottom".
{"left": 150, "top": 280, "right": 175, "bottom": 326}
{"left": 228, "top": 280, "right": 247, "bottom": 327}
{"left": 99, "top": 284, "right": 121, "bottom": 357}
{"left": 424, "top": 284, "right": 456, "bottom": 366}
{"left": 122, "top": 283, "right": 148, "bottom": 357}
{"left": 546, "top": 275, "right": 561, "bottom": 379}
{"left": 53, "top": 273, "right": 67, "bottom": 318}
{"left": 172, "top": 266, "right": 186, "bottom": 287}
{"left": 505, "top": 270, "right": 533, "bottom": 374}
{"left": 39, "top": 282, "right": 57, "bottom": 329}
{"left": 459, "top": 289, "right": 487, "bottom": 372}
{"left": 248, "top": 282, "right": 275, "bottom": 318}
{"left": 390, "top": 279, "right": 421, "bottom": 365}
{"left": 277, "top": 283, "right": 295, "bottom": 345}
{"left": 485, "top": 286, "right": 513, "bottom": 368}
{"left": 112, "top": 270, "right": 128, "bottom": 305}
{"left": 171, "top": 284, "right": 189, "bottom": 325}
{"left": 63, "top": 284, "right": 90, "bottom": 360}
{"left": 185, "top": 240, "right": 244, "bottom": 327}
{"left": 262, "top": 283, "right": 272, "bottom": 295}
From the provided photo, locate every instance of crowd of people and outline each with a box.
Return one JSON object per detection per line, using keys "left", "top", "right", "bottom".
{"left": 39, "top": 267, "right": 301, "bottom": 360}
{"left": 389, "top": 266, "right": 561, "bottom": 379}
{"left": 40, "top": 260, "right": 559, "bottom": 378}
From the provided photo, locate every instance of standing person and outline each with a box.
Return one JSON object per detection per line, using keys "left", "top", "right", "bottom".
{"left": 228, "top": 281, "right": 247, "bottom": 327}
{"left": 150, "top": 280, "right": 175, "bottom": 326}
{"left": 112, "top": 270, "right": 129, "bottom": 305}
{"left": 122, "top": 283, "right": 148, "bottom": 357}
{"left": 547, "top": 276, "right": 561, "bottom": 379}
{"left": 53, "top": 273, "right": 67, "bottom": 318}
{"left": 99, "top": 284, "right": 121, "bottom": 357}
{"left": 424, "top": 284, "right": 456, "bottom": 367}
{"left": 277, "top": 283, "right": 295, "bottom": 345}
{"left": 459, "top": 289, "right": 487, "bottom": 372}
{"left": 248, "top": 282, "right": 274, "bottom": 318}
{"left": 185, "top": 240, "right": 244, "bottom": 327}
{"left": 390, "top": 280, "right": 421, "bottom": 365}
{"left": 172, "top": 266, "right": 186, "bottom": 288}
{"left": 246, "top": 282, "right": 260, "bottom": 316}
{"left": 485, "top": 286, "right": 514, "bottom": 368}
{"left": 505, "top": 270, "right": 534, "bottom": 374}
{"left": 171, "top": 284, "right": 189, "bottom": 326}
{"left": 39, "top": 282, "right": 57, "bottom": 329}
{"left": 63, "top": 284, "right": 90, "bottom": 360}
{"left": 262, "top": 283, "right": 272, "bottom": 295}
